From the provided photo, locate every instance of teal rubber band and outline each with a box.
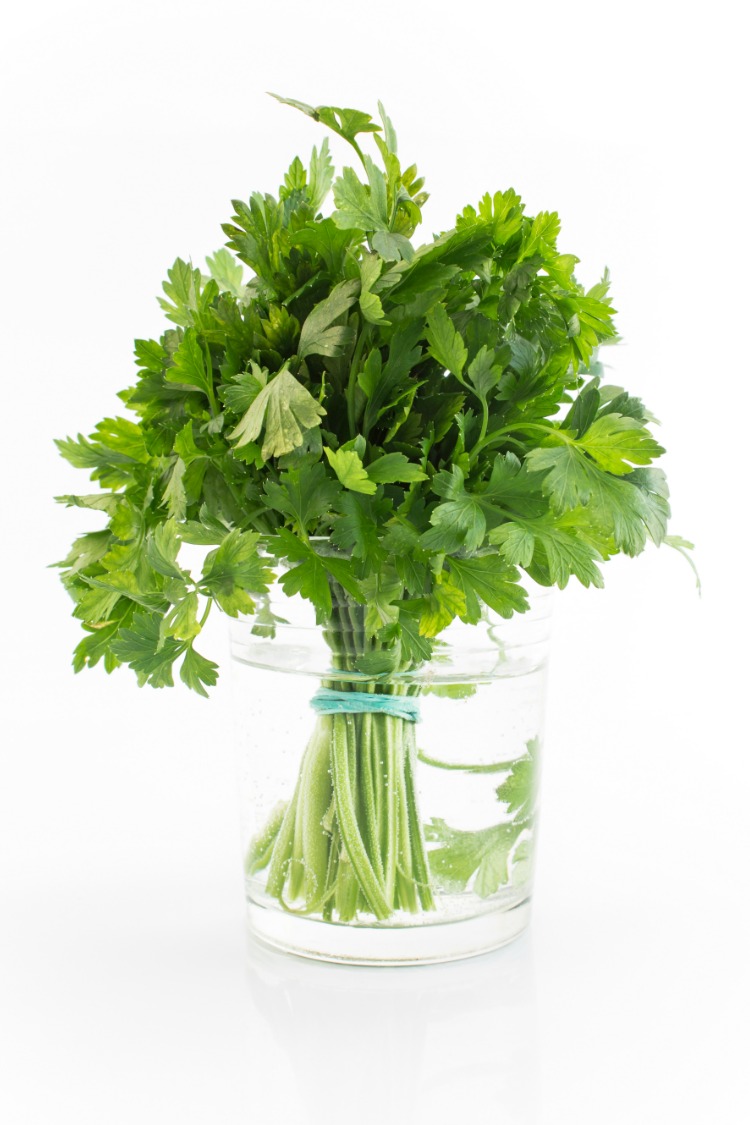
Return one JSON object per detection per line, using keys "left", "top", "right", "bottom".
{"left": 311, "top": 688, "right": 420, "bottom": 724}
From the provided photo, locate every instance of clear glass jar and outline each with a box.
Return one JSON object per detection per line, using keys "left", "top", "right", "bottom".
{"left": 230, "top": 575, "right": 553, "bottom": 966}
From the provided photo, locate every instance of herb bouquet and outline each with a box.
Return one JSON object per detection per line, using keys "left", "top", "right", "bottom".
{"left": 56, "top": 96, "right": 684, "bottom": 963}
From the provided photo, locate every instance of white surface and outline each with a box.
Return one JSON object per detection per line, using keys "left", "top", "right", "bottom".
{"left": 1, "top": 2, "right": 748, "bottom": 1122}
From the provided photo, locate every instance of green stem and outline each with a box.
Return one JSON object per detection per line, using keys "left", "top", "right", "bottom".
{"left": 360, "top": 712, "right": 386, "bottom": 885}
{"left": 346, "top": 322, "right": 370, "bottom": 438}
{"left": 202, "top": 340, "right": 220, "bottom": 418}
{"left": 383, "top": 717, "right": 399, "bottom": 906}
{"left": 299, "top": 722, "right": 334, "bottom": 905}
{"left": 331, "top": 713, "right": 391, "bottom": 920}
{"left": 265, "top": 778, "right": 300, "bottom": 899}
{"left": 245, "top": 801, "right": 286, "bottom": 875}
{"left": 417, "top": 748, "right": 516, "bottom": 773}
{"left": 251, "top": 584, "right": 437, "bottom": 923}
{"left": 471, "top": 419, "right": 568, "bottom": 460}
{"left": 405, "top": 729, "right": 435, "bottom": 910}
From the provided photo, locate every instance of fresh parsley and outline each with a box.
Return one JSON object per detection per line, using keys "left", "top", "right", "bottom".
{"left": 55, "top": 95, "right": 681, "bottom": 693}
{"left": 53, "top": 97, "right": 690, "bottom": 926}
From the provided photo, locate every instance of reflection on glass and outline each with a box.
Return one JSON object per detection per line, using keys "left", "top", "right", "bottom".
{"left": 245, "top": 932, "right": 538, "bottom": 1124}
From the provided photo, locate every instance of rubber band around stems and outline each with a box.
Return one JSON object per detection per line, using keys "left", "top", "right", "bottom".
{"left": 310, "top": 688, "right": 421, "bottom": 724}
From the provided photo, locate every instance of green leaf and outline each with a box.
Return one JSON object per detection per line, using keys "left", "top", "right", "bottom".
{"left": 270, "top": 96, "right": 381, "bottom": 154}
{"left": 597, "top": 384, "right": 651, "bottom": 423}
{"left": 112, "top": 612, "right": 184, "bottom": 689}
{"left": 221, "top": 362, "right": 267, "bottom": 415}
{"left": 274, "top": 528, "right": 364, "bottom": 622}
{"left": 526, "top": 445, "right": 669, "bottom": 556}
{"left": 201, "top": 529, "right": 273, "bottom": 617}
{"left": 291, "top": 218, "right": 359, "bottom": 274}
{"left": 274, "top": 529, "right": 333, "bottom": 620}
{"left": 520, "top": 210, "right": 561, "bottom": 260}
{"left": 467, "top": 345, "right": 503, "bottom": 399}
{"left": 525, "top": 443, "right": 612, "bottom": 511}
{"left": 447, "top": 554, "right": 528, "bottom": 620}
{"left": 422, "top": 466, "right": 486, "bottom": 552}
{"left": 423, "top": 456, "right": 540, "bottom": 553}
{"left": 324, "top": 447, "right": 377, "bottom": 495}
{"left": 55, "top": 429, "right": 145, "bottom": 488}
{"left": 55, "top": 493, "right": 121, "bottom": 516}
{"left": 359, "top": 253, "right": 390, "bottom": 325}
{"left": 72, "top": 586, "right": 121, "bottom": 625}
{"left": 425, "top": 818, "right": 518, "bottom": 895}
{"left": 181, "top": 505, "right": 232, "bottom": 546}
{"left": 165, "top": 329, "right": 214, "bottom": 403}
{"left": 361, "top": 321, "right": 423, "bottom": 435}
{"left": 366, "top": 452, "right": 427, "bottom": 484}
{"left": 229, "top": 364, "right": 326, "bottom": 460}
{"left": 146, "top": 521, "right": 185, "bottom": 580}
{"left": 377, "top": 100, "right": 398, "bottom": 153}
{"left": 206, "top": 248, "right": 246, "bottom": 299}
{"left": 133, "top": 337, "right": 166, "bottom": 374}
{"left": 562, "top": 381, "right": 601, "bottom": 437}
{"left": 578, "top": 414, "right": 665, "bottom": 474}
{"left": 166, "top": 592, "right": 201, "bottom": 642}
{"left": 83, "top": 570, "right": 168, "bottom": 610}
{"left": 495, "top": 740, "right": 539, "bottom": 820}
{"left": 425, "top": 304, "right": 468, "bottom": 379}
{"left": 180, "top": 645, "right": 219, "bottom": 697}
{"left": 92, "top": 417, "right": 150, "bottom": 463}
{"left": 664, "top": 535, "right": 701, "bottom": 591}
{"left": 419, "top": 576, "right": 466, "bottom": 636}
{"left": 162, "top": 457, "right": 187, "bottom": 521}
{"left": 54, "top": 530, "right": 112, "bottom": 574}
{"left": 360, "top": 572, "right": 403, "bottom": 636}
{"left": 490, "top": 516, "right": 604, "bottom": 588}
{"left": 397, "top": 607, "right": 434, "bottom": 664}
{"left": 158, "top": 258, "right": 204, "bottom": 327}
{"left": 307, "top": 137, "right": 334, "bottom": 211}
{"left": 371, "top": 231, "right": 414, "bottom": 262}
{"left": 330, "top": 492, "right": 388, "bottom": 567}
{"left": 297, "top": 279, "right": 359, "bottom": 359}
{"left": 426, "top": 743, "right": 537, "bottom": 895}
{"left": 263, "top": 462, "right": 341, "bottom": 531}
{"left": 333, "top": 166, "right": 389, "bottom": 231}
{"left": 173, "top": 422, "right": 203, "bottom": 466}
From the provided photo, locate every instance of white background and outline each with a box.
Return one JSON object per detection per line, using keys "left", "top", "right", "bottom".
{"left": 1, "top": 2, "right": 748, "bottom": 1122}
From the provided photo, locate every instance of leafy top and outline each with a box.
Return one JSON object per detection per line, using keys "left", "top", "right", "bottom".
{"left": 55, "top": 95, "right": 681, "bottom": 693}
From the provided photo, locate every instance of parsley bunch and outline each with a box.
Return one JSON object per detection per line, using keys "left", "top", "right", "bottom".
{"left": 55, "top": 95, "right": 687, "bottom": 927}
{"left": 55, "top": 95, "right": 676, "bottom": 694}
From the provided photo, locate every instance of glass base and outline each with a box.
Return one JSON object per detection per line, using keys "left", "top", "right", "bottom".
{"left": 246, "top": 898, "right": 532, "bottom": 966}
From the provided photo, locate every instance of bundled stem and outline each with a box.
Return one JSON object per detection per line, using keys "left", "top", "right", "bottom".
{"left": 247, "top": 583, "right": 435, "bottom": 921}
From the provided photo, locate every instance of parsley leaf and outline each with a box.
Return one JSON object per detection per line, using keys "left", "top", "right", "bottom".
{"left": 229, "top": 364, "right": 325, "bottom": 460}
{"left": 324, "top": 446, "right": 377, "bottom": 495}
{"left": 426, "top": 741, "right": 539, "bottom": 896}
{"left": 112, "top": 612, "right": 184, "bottom": 689}
{"left": 201, "top": 529, "right": 273, "bottom": 616}
{"left": 425, "top": 304, "right": 468, "bottom": 380}
{"left": 179, "top": 645, "right": 219, "bottom": 698}
{"left": 297, "top": 279, "right": 359, "bottom": 359}
{"left": 263, "top": 463, "right": 341, "bottom": 533}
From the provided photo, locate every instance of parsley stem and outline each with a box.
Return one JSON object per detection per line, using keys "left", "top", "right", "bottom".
{"left": 331, "top": 713, "right": 391, "bottom": 919}
{"left": 478, "top": 398, "right": 490, "bottom": 448}
{"left": 471, "top": 420, "right": 563, "bottom": 460}
{"left": 417, "top": 748, "right": 513, "bottom": 773}
{"left": 346, "top": 322, "right": 370, "bottom": 438}
{"left": 251, "top": 591, "right": 437, "bottom": 922}
{"left": 202, "top": 340, "right": 220, "bottom": 417}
